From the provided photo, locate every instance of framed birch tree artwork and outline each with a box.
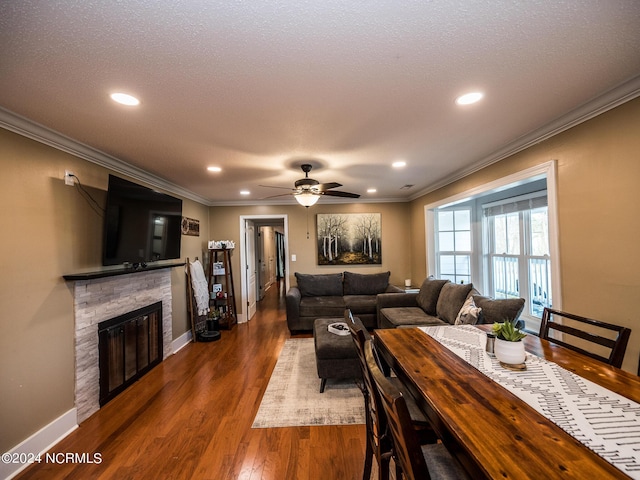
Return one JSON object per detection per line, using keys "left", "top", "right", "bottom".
{"left": 316, "top": 213, "right": 381, "bottom": 265}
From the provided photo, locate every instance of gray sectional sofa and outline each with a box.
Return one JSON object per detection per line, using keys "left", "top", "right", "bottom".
{"left": 377, "top": 276, "right": 525, "bottom": 329}
{"left": 286, "top": 271, "right": 402, "bottom": 332}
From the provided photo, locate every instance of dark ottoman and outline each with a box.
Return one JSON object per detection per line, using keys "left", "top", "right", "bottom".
{"left": 313, "top": 317, "right": 362, "bottom": 393}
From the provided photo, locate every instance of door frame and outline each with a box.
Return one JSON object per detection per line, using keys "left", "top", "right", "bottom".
{"left": 238, "top": 214, "right": 290, "bottom": 323}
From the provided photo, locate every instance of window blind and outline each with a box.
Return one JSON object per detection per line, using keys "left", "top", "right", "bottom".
{"left": 482, "top": 191, "right": 547, "bottom": 217}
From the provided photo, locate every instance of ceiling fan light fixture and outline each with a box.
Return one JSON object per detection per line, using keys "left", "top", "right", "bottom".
{"left": 295, "top": 192, "right": 320, "bottom": 207}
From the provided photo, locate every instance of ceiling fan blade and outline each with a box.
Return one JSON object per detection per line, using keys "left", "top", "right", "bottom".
{"left": 259, "top": 184, "right": 295, "bottom": 191}
{"left": 316, "top": 182, "right": 342, "bottom": 192}
{"left": 262, "top": 192, "right": 295, "bottom": 200}
{"left": 323, "top": 190, "right": 360, "bottom": 198}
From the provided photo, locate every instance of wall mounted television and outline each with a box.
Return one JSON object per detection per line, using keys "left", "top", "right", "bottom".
{"left": 103, "top": 175, "right": 183, "bottom": 266}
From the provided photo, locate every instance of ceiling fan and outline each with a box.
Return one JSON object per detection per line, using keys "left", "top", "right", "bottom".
{"left": 260, "top": 164, "right": 360, "bottom": 206}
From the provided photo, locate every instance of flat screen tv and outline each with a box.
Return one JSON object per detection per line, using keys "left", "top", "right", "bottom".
{"left": 103, "top": 175, "right": 183, "bottom": 266}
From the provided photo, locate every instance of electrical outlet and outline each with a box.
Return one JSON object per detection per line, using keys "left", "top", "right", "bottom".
{"left": 64, "top": 170, "right": 74, "bottom": 186}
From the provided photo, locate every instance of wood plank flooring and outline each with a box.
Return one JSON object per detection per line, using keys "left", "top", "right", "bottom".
{"left": 16, "top": 281, "right": 368, "bottom": 480}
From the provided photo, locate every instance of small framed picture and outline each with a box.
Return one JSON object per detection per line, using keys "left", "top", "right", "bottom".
{"left": 181, "top": 217, "right": 200, "bottom": 236}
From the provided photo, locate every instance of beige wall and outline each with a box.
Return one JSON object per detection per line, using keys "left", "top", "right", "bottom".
{"left": 208, "top": 202, "right": 413, "bottom": 317}
{"left": 0, "top": 128, "right": 209, "bottom": 451}
{"left": 410, "top": 97, "right": 640, "bottom": 372}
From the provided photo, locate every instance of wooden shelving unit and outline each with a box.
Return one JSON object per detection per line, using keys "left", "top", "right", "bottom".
{"left": 207, "top": 248, "right": 237, "bottom": 329}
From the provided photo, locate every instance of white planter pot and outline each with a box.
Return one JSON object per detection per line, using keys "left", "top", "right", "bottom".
{"left": 494, "top": 338, "right": 526, "bottom": 365}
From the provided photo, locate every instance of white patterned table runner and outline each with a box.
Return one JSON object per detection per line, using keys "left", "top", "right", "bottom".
{"left": 419, "top": 325, "right": 640, "bottom": 478}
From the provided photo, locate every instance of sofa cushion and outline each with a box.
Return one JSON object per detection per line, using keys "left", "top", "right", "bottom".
{"left": 343, "top": 271, "right": 390, "bottom": 295}
{"left": 473, "top": 295, "right": 525, "bottom": 325}
{"left": 379, "top": 307, "right": 447, "bottom": 328}
{"left": 416, "top": 276, "right": 450, "bottom": 315}
{"left": 299, "top": 296, "right": 346, "bottom": 317}
{"left": 344, "top": 295, "right": 378, "bottom": 315}
{"left": 436, "top": 282, "right": 473, "bottom": 324}
{"left": 295, "top": 272, "right": 343, "bottom": 297}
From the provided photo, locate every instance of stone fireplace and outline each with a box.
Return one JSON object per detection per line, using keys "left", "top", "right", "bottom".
{"left": 71, "top": 268, "right": 173, "bottom": 423}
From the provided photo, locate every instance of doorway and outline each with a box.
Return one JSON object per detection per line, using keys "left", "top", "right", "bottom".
{"left": 239, "top": 215, "right": 290, "bottom": 323}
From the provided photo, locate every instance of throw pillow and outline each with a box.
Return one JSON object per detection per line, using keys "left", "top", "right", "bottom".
{"left": 454, "top": 295, "right": 482, "bottom": 325}
{"left": 472, "top": 295, "right": 525, "bottom": 325}
{"left": 295, "top": 272, "right": 343, "bottom": 297}
{"left": 343, "top": 271, "right": 390, "bottom": 295}
{"left": 416, "top": 276, "right": 450, "bottom": 315}
{"left": 436, "top": 282, "right": 474, "bottom": 324}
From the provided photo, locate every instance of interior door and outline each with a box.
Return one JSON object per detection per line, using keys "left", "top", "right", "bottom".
{"left": 258, "top": 227, "right": 266, "bottom": 300}
{"left": 245, "top": 220, "right": 257, "bottom": 321}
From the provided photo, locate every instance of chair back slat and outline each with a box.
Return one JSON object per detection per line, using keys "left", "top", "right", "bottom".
{"left": 345, "top": 310, "right": 391, "bottom": 477}
{"left": 539, "top": 307, "right": 631, "bottom": 368}
{"left": 364, "top": 339, "right": 431, "bottom": 480}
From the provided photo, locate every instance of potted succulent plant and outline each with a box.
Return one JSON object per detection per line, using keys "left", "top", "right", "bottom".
{"left": 492, "top": 319, "right": 527, "bottom": 365}
{"left": 207, "top": 308, "right": 221, "bottom": 331}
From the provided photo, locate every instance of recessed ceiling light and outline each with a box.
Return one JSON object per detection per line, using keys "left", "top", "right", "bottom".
{"left": 367, "top": 188, "right": 377, "bottom": 193}
{"left": 240, "top": 190, "right": 250, "bottom": 195}
{"left": 392, "top": 161, "right": 406, "bottom": 168}
{"left": 207, "top": 166, "right": 222, "bottom": 172}
{"left": 110, "top": 92, "right": 140, "bottom": 106}
{"left": 455, "top": 92, "right": 483, "bottom": 105}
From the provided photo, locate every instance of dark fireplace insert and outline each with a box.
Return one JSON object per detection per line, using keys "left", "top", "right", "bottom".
{"left": 98, "top": 301, "right": 163, "bottom": 406}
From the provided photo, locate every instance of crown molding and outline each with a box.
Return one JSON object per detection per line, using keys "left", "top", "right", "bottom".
{"left": 0, "top": 108, "right": 211, "bottom": 206}
{"left": 409, "top": 74, "right": 640, "bottom": 201}
{"left": 208, "top": 196, "right": 406, "bottom": 207}
{"left": 3, "top": 74, "right": 638, "bottom": 207}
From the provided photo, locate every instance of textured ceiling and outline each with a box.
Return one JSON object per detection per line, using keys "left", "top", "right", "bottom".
{"left": 1, "top": 1, "right": 639, "bottom": 205}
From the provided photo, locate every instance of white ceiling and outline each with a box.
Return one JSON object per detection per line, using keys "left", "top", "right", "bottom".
{"left": 1, "top": 1, "right": 639, "bottom": 205}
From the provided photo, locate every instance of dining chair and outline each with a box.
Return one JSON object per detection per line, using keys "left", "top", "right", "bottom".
{"left": 539, "top": 307, "right": 631, "bottom": 369}
{"left": 345, "top": 310, "right": 436, "bottom": 480}
{"left": 364, "top": 339, "right": 470, "bottom": 480}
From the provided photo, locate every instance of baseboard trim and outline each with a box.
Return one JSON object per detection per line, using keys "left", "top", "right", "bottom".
{"left": 171, "top": 330, "right": 192, "bottom": 354}
{"left": 1, "top": 409, "right": 78, "bottom": 480}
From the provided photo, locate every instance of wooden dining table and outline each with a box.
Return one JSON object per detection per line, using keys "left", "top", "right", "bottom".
{"left": 374, "top": 325, "right": 640, "bottom": 479}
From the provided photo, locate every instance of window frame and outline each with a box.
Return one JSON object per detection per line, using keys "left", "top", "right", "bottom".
{"left": 483, "top": 194, "right": 552, "bottom": 319}
{"left": 435, "top": 207, "right": 473, "bottom": 284}
{"left": 425, "top": 161, "right": 561, "bottom": 333}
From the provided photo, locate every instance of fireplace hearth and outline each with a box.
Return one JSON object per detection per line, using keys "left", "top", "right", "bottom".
{"left": 98, "top": 302, "right": 163, "bottom": 406}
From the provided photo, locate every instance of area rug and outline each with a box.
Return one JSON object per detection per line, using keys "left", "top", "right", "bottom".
{"left": 252, "top": 338, "right": 365, "bottom": 428}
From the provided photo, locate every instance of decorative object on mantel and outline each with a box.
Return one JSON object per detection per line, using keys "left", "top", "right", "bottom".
{"left": 181, "top": 216, "right": 200, "bottom": 236}
{"left": 492, "top": 319, "right": 527, "bottom": 366}
{"left": 208, "top": 240, "right": 236, "bottom": 249}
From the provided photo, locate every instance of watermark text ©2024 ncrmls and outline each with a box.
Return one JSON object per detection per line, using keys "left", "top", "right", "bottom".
{"left": 2, "top": 452, "right": 103, "bottom": 465}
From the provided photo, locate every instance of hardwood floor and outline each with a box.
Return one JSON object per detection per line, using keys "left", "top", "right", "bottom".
{"left": 16, "top": 281, "right": 367, "bottom": 480}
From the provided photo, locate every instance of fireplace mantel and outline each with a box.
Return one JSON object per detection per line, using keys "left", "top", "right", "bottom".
{"left": 63, "top": 261, "right": 184, "bottom": 281}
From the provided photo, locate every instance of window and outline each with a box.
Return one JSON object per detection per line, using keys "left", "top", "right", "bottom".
{"left": 427, "top": 162, "right": 559, "bottom": 333}
{"left": 484, "top": 192, "right": 551, "bottom": 318}
{"left": 436, "top": 208, "right": 471, "bottom": 284}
